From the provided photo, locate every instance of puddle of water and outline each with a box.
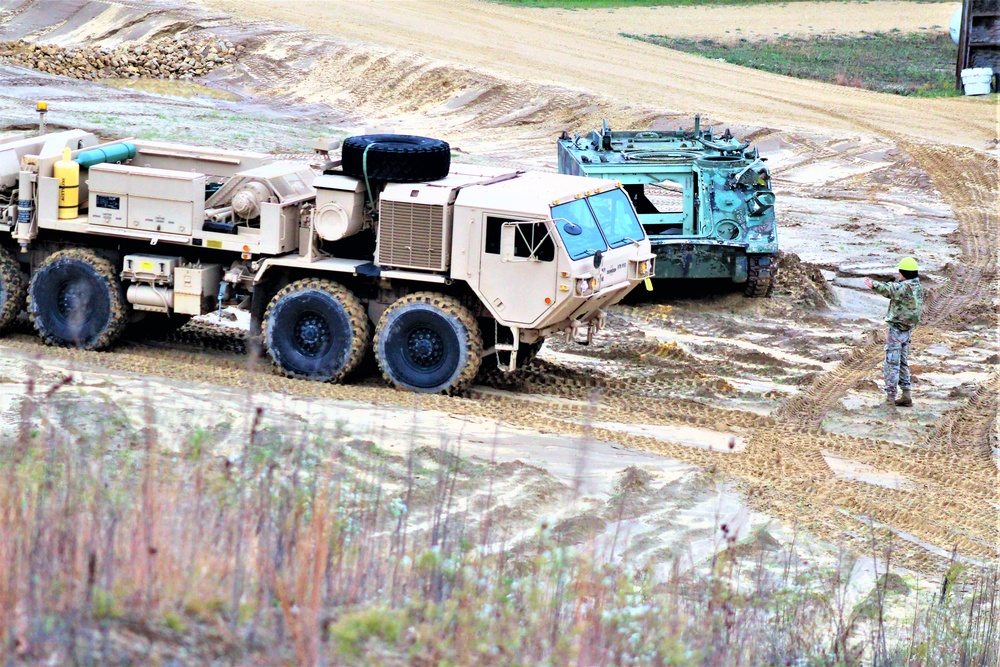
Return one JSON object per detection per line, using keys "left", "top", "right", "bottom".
{"left": 725, "top": 376, "right": 795, "bottom": 396}
{"left": 100, "top": 78, "right": 242, "bottom": 101}
{"left": 827, "top": 285, "right": 884, "bottom": 322}
{"left": 781, "top": 158, "right": 891, "bottom": 187}
{"left": 822, "top": 452, "right": 915, "bottom": 490}
{"left": 838, "top": 390, "right": 883, "bottom": 411}
{"left": 918, "top": 371, "right": 993, "bottom": 389}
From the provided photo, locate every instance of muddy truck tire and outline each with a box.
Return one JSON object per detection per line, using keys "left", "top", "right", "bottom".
{"left": 263, "top": 279, "right": 369, "bottom": 382}
{"left": 375, "top": 292, "right": 482, "bottom": 394}
{"left": 341, "top": 134, "right": 450, "bottom": 182}
{"left": 0, "top": 246, "right": 26, "bottom": 334}
{"left": 27, "top": 248, "right": 127, "bottom": 350}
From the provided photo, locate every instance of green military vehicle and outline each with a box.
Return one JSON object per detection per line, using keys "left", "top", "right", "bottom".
{"left": 558, "top": 116, "right": 778, "bottom": 296}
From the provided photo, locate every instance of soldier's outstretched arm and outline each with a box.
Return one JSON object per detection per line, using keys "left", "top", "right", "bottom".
{"left": 869, "top": 280, "right": 896, "bottom": 299}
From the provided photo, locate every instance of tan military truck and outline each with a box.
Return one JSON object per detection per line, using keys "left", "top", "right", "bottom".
{"left": 0, "top": 120, "right": 654, "bottom": 394}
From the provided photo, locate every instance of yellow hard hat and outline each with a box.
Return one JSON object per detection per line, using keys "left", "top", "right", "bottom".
{"left": 898, "top": 257, "right": 918, "bottom": 272}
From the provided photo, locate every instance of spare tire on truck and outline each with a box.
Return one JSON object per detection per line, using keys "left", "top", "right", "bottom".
{"left": 341, "top": 134, "right": 450, "bottom": 183}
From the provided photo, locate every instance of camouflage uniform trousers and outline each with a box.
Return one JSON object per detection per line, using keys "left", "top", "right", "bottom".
{"left": 884, "top": 325, "right": 913, "bottom": 396}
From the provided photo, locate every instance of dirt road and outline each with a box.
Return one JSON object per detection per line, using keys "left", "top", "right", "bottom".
{"left": 202, "top": 0, "right": 994, "bottom": 149}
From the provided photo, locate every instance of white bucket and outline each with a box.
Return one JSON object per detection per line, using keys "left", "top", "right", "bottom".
{"left": 961, "top": 67, "right": 994, "bottom": 96}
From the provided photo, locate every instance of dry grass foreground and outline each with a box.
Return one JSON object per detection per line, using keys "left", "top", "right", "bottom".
{"left": 203, "top": 0, "right": 995, "bottom": 148}
{"left": 2, "top": 373, "right": 996, "bottom": 664}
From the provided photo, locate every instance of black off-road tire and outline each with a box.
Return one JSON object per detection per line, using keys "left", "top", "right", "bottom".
{"left": 745, "top": 254, "right": 777, "bottom": 298}
{"left": 263, "top": 279, "right": 369, "bottom": 382}
{"left": 28, "top": 248, "right": 127, "bottom": 350}
{"left": 375, "top": 292, "right": 482, "bottom": 394}
{"left": 341, "top": 134, "right": 451, "bottom": 183}
{"left": 0, "top": 246, "right": 26, "bottom": 335}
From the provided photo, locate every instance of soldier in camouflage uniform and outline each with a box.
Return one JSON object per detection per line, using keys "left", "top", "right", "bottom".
{"left": 865, "top": 257, "right": 923, "bottom": 407}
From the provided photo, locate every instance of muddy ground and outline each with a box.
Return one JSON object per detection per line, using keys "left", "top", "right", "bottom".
{"left": 0, "top": 0, "right": 997, "bottom": 593}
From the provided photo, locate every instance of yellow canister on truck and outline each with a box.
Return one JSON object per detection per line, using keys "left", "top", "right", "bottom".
{"left": 53, "top": 147, "right": 79, "bottom": 219}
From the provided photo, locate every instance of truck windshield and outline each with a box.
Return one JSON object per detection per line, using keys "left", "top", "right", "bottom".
{"left": 551, "top": 198, "right": 608, "bottom": 260}
{"left": 587, "top": 188, "right": 645, "bottom": 248}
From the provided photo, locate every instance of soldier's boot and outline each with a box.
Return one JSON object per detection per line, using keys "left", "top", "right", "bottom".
{"left": 895, "top": 389, "right": 912, "bottom": 407}
{"left": 885, "top": 393, "right": 896, "bottom": 407}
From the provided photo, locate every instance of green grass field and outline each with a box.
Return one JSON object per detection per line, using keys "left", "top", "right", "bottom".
{"left": 491, "top": 0, "right": 960, "bottom": 96}
{"left": 630, "top": 32, "right": 960, "bottom": 96}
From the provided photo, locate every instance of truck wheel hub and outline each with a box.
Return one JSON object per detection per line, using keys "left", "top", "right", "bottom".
{"left": 294, "top": 314, "right": 329, "bottom": 355}
{"left": 407, "top": 328, "right": 444, "bottom": 367}
{"left": 57, "top": 283, "right": 85, "bottom": 317}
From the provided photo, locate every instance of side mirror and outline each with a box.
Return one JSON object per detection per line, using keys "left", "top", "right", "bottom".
{"left": 593, "top": 250, "right": 603, "bottom": 269}
{"left": 748, "top": 190, "right": 775, "bottom": 216}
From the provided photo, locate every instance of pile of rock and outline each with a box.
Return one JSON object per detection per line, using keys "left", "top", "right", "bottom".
{"left": 0, "top": 35, "right": 243, "bottom": 80}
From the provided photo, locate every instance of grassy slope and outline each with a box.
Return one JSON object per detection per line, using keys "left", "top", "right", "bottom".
{"left": 493, "top": 0, "right": 960, "bottom": 96}
{"left": 631, "top": 32, "right": 960, "bottom": 96}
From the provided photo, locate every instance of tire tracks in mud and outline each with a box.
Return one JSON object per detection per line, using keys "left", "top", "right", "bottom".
{"left": 772, "top": 143, "right": 998, "bottom": 429}
{"left": 2, "top": 307, "right": 996, "bottom": 573}
{"left": 702, "top": 122, "right": 998, "bottom": 564}
{"left": 924, "top": 373, "right": 1000, "bottom": 457}
{"left": 727, "top": 144, "right": 998, "bottom": 568}
{"left": 6, "top": 136, "right": 998, "bottom": 571}
{"left": 0, "top": 150, "right": 993, "bottom": 576}
{"left": 497, "top": 141, "right": 1000, "bottom": 569}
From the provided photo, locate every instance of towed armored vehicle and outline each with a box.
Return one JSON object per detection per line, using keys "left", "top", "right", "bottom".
{"left": 0, "top": 110, "right": 654, "bottom": 394}
{"left": 558, "top": 116, "right": 778, "bottom": 296}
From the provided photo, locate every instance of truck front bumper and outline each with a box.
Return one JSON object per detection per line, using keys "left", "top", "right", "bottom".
{"left": 533, "top": 279, "right": 636, "bottom": 342}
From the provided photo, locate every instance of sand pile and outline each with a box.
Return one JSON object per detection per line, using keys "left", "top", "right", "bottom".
{"left": 0, "top": 36, "right": 242, "bottom": 81}
{"left": 775, "top": 251, "right": 837, "bottom": 309}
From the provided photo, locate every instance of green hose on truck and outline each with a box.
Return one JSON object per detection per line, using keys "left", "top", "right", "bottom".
{"left": 74, "top": 143, "right": 136, "bottom": 168}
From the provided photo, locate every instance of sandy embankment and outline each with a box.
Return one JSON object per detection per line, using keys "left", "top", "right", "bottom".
{"left": 200, "top": 0, "right": 993, "bottom": 149}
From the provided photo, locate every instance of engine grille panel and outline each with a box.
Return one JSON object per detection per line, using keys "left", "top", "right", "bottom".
{"left": 377, "top": 201, "right": 448, "bottom": 271}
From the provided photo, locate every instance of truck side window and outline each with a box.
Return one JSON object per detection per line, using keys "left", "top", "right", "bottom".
{"left": 485, "top": 216, "right": 504, "bottom": 254}
{"left": 485, "top": 217, "right": 555, "bottom": 262}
